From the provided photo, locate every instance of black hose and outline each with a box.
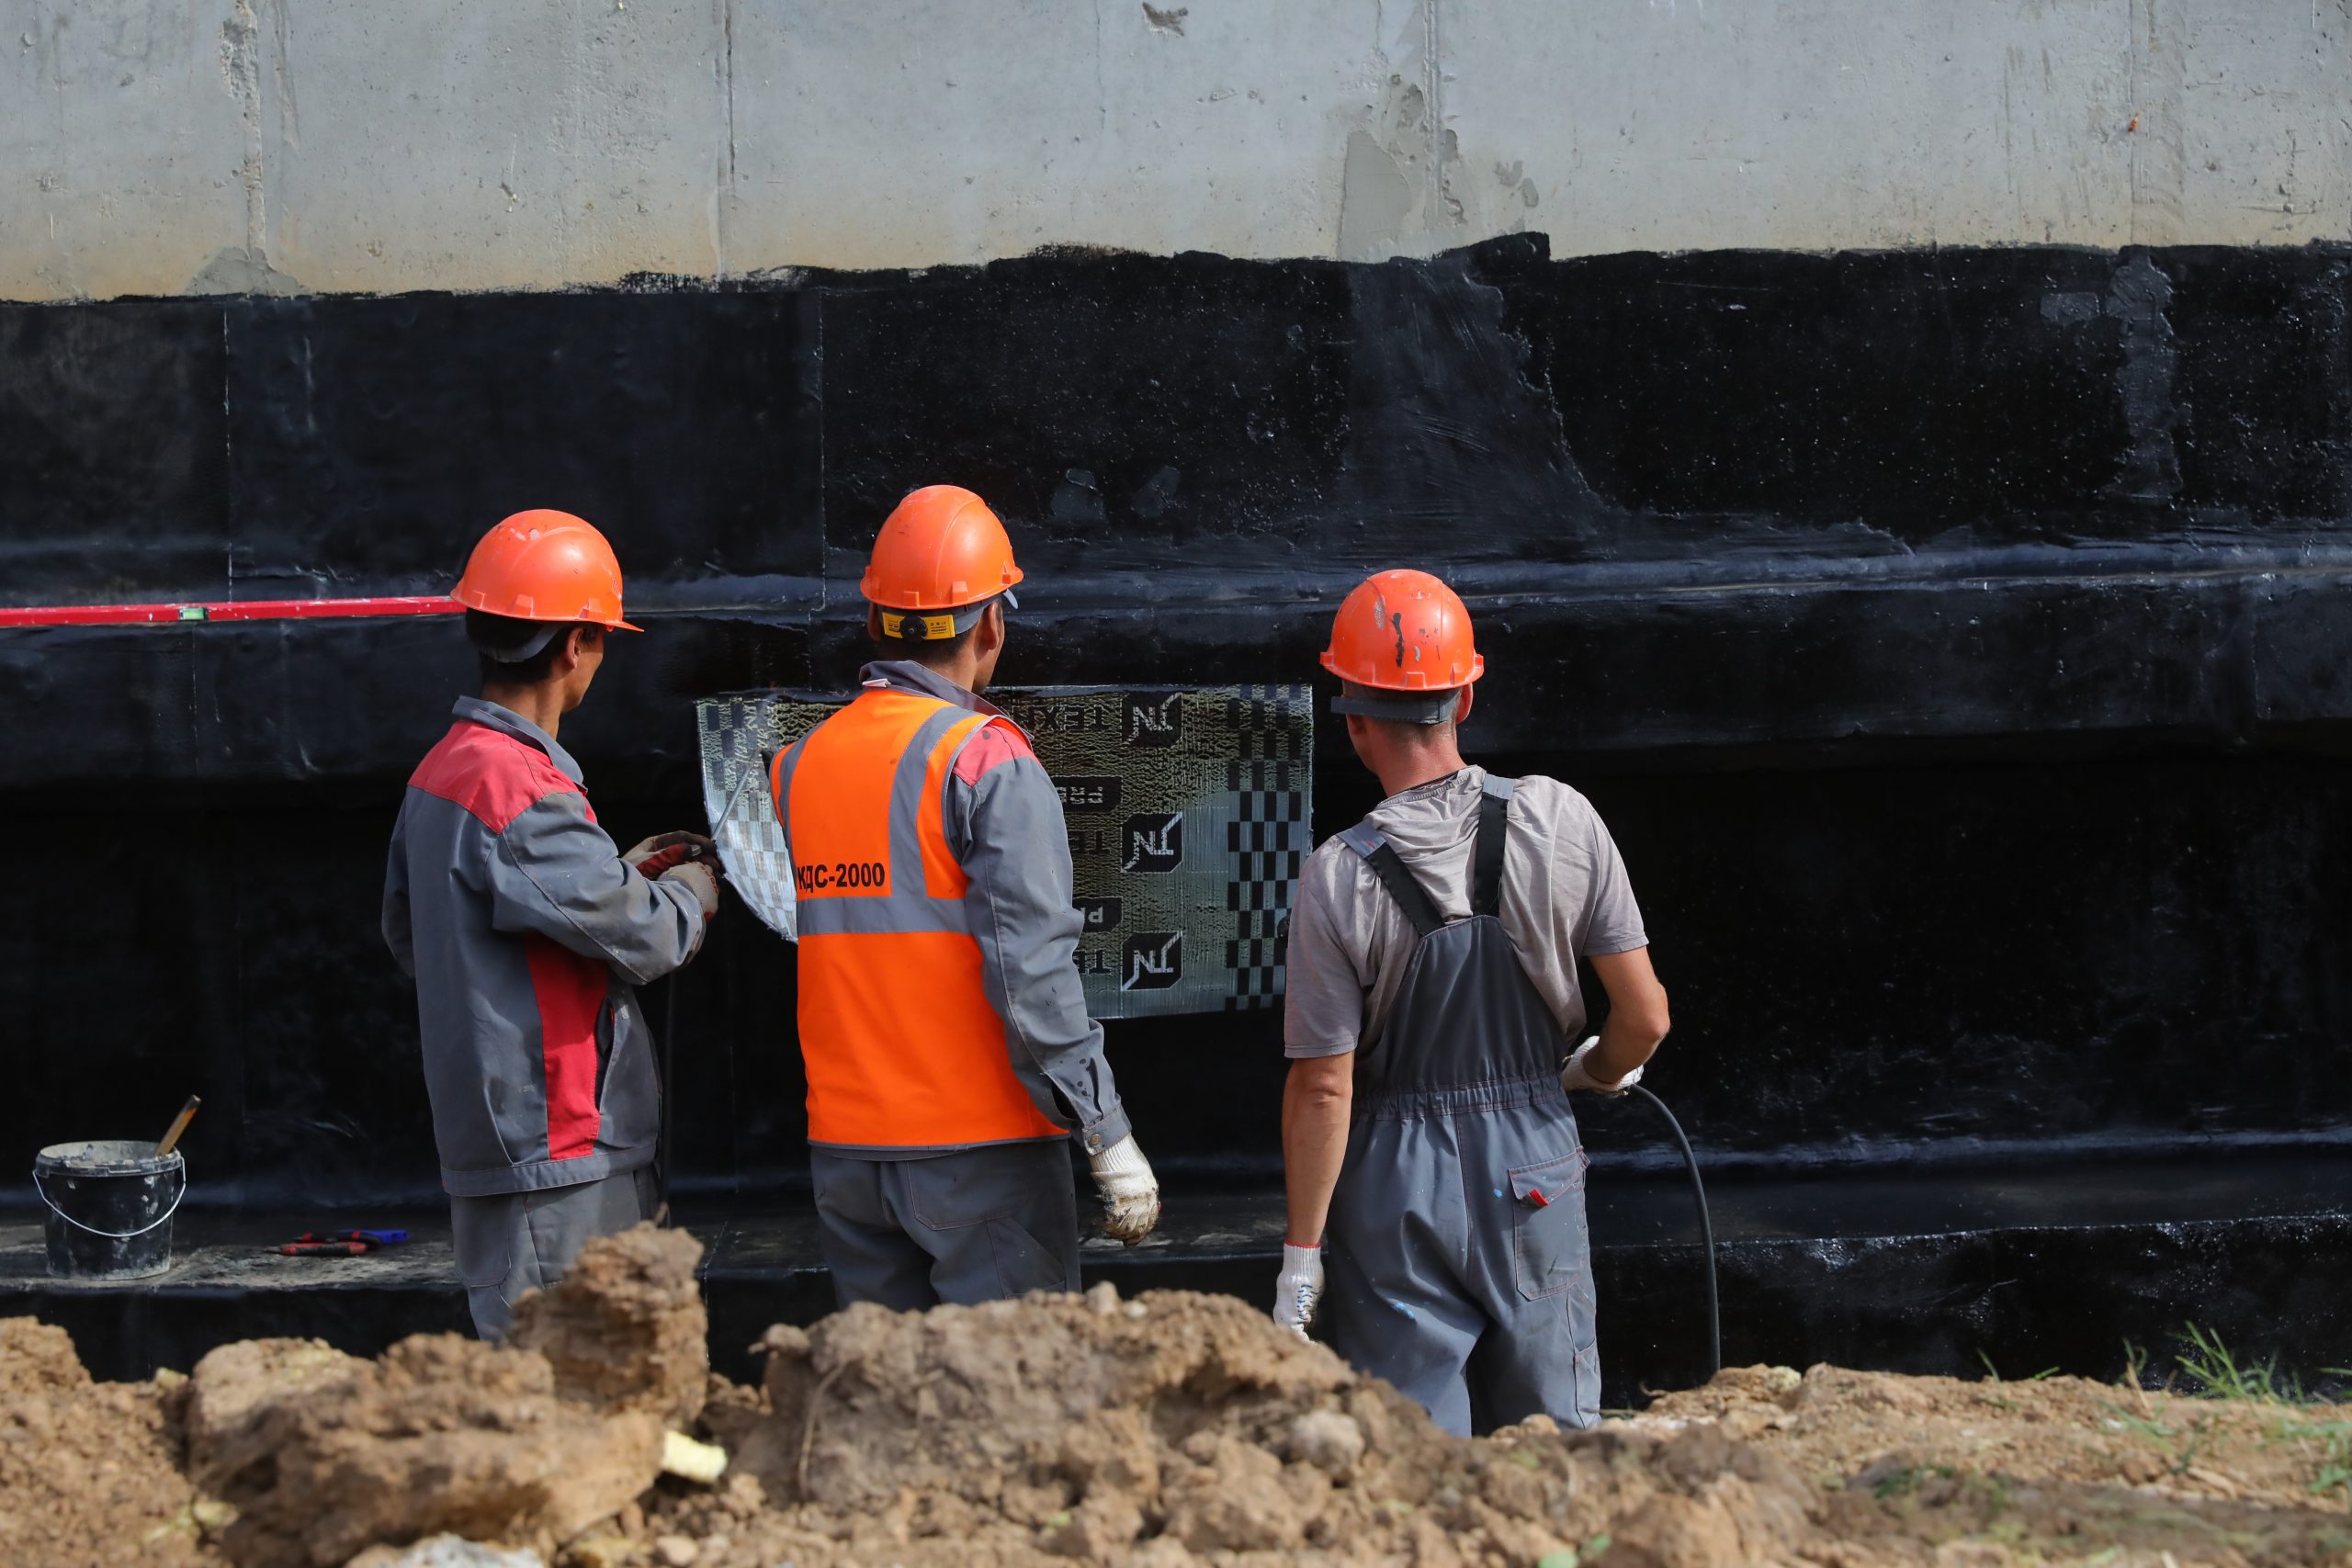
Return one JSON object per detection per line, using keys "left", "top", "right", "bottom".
{"left": 658, "top": 972, "right": 679, "bottom": 1224}
{"left": 1627, "top": 1083, "right": 1720, "bottom": 1379}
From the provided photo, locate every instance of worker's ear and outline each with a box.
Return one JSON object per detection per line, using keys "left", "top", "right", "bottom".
{"left": 554, "top": 625, "right": 601, "bottom": 677}
{"left": 977, "top": 599, "right": 1008, "bottom": 658}
{"left": 865, "top": 605, "right": 883, "bottom": 645}
{"left": 1453, "top": 684, "right": 1475, "bottom": 727}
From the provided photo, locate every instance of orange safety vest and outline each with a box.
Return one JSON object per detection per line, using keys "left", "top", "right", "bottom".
{"left": 772, "top": 687, "right": 1066, "bottom": 1149}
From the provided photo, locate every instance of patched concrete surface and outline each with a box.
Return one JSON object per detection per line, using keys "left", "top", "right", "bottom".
{"left": 1, "top": 0, "right": 2346, "bottom": 300}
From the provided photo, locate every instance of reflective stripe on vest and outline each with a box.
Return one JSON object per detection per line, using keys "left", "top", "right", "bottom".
{"left": 775, "top": 688, "right": 1066, "bottom": 1149}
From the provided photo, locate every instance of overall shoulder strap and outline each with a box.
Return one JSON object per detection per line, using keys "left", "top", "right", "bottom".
{"left": 1470, "top": 774, "right": 1515, "bottom": 919}
{"left": 1334, "top": 822, "right": 1444, "bottom": 939}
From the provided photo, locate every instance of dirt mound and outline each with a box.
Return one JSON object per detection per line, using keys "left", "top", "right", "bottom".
{"left": 639, "top": 1291, "right": 2352, "bottom": 1567}
{"left": 1636, "top": 1362, "right": 2352, "bottom": 1566}
{"left": 510, "top": 1223, "right": 707, "bottom": 1427}
{"left": 0, "top": 1316, "right": 223, "bottom": 1568}
{"left": 1645, "top": 1360, "right": 2352, "bottom": 1513}
{"left": 650, "top": 1280, "right": 1820, "bottom": 1567}
{"left": 10, "top": 1226, "right": 2352, "bottom": 1568}
{"left": 744, "top": 1279, "right": 1362, "bottom": 1508}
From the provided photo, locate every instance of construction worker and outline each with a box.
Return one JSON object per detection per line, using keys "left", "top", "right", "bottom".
{"left": 382, "top": 511, "right": 723, "bottom": 1341}
{"left": 1272, "top": 569, "right": 1671, "bottom": 1436}
{"left": 770, "top": 484, "right": 1159, "bottom": 1308}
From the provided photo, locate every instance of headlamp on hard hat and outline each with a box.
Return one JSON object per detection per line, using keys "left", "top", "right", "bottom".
{"left": 876, "top": 587, "right": 1017, "bottom": 641}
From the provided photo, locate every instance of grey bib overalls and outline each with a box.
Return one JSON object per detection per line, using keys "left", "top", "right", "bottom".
{"left": 1322, "top": 774, "right": 1601, "bottom": 1437}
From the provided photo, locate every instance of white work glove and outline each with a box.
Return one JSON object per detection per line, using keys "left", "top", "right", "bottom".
{"left": 1561, "top": 1034, "right": 1642, "bottom": 1095}
{"left": 625, "top": 830, "right": 716, "bottom": 877}
{"left": 1272, "top": 1243, "right": 1324, "bottom": 1341}
{"left": 658, "top": 860, "right": 722, "bottom": 919}
{"left": 1088, "top": 1135, "right": 1160, "bottom": 1245}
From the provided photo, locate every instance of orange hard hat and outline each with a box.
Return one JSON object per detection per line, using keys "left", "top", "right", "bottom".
{"left": 451, "top": 510, "right": 640, "bottom": 631}
{"left": 1321, "top": 570, "right": 1485, "bottom": 693}
{"left": 860, "top": 486, "right": 1024, "bottom": 636}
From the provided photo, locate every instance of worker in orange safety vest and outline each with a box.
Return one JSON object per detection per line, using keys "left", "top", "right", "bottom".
{"left": 768, "top": 485, "right": 1159, "bottom": 1306}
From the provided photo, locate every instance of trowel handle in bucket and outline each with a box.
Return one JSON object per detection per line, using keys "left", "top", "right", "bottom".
{"left": 155, "top": 1096, "right": 202, "bottom": 1158}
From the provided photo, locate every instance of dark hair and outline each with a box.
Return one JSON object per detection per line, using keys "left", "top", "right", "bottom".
{"left": 469, "top": 610, "right": 599, "bottom": 686}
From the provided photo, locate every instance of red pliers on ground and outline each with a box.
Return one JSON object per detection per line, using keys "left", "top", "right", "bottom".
{"left": 274, "top": 1228, "right": 410, "bottom": 1257}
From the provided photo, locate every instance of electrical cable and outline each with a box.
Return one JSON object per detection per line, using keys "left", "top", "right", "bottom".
{"left": 1627, "top": 1083, "right": 1721, "bottom": 1378}
{"left": 658, "top": 972, "right": 679, "bottom": 1224}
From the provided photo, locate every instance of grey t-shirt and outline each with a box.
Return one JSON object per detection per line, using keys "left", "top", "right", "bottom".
{"left": 1283, "top": 766, "right": 1648, "bottom": 1059}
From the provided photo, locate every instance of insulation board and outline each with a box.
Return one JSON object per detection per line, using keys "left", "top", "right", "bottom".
{"left": 696, "top": 684, "right": 1311, "bottom": 1017}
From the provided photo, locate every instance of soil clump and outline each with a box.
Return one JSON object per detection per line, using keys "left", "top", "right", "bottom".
{"left": 186, "top": 1331, "right": 662, "bottom": 1568}
{"left": 0, "top": 1316, "right": 223, "bottom": 1568}
{"left": 509, "top": 1222, "right": 707, "bottom": 1428}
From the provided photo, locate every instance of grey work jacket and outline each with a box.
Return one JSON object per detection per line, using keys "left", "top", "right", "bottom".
{"left": 383, "top": 697, "right": 707, "bottom": 1196}
{"left": 779, "top": 661, "right": 1133, "bottom": 1158}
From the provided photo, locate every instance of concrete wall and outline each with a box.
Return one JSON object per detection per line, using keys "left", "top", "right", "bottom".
{"left": 2, "top": 0, "right": 2346, "bottom": 302}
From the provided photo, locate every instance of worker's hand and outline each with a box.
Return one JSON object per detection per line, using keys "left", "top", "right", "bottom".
{"left": 1561, "top": 1035, "right": 1643, "bottom": 1096}
{"left": 1272, "top": 1244, "right": 1324, "bottom": 1341}
{"left": 658, "top": 860, "right": 722, "bottom": 919}
{"left": 1088, "top": 1135, "right": 1160, "bottom": 1245}
{"left": 625, "top": 830, "right": 716, "bottom": 874}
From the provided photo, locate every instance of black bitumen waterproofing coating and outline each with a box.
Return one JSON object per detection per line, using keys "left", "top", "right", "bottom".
{"left": 0, "top": 236, "right": 2346, "bottom": 1385}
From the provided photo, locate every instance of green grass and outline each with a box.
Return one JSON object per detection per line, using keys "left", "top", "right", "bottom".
{"left": 2117, "top": 1325, "right": 2352, "bottom": 1507}
{"left": 1535, "top": 1532, "right": 1612, "bottom": 1568}
{"left": 2100, "top": 1403, "right": 2212, "bottom": 1479}
{"left": 1977, "top": 1348, "right": 2062, "bottom": 1383}
{"left": 2176, "top": 1323, "right": 2300, "bottom": 1404}
{"left": 2305, "top": 1420, "right": 2352, "bottom": 1506}
{"left": 1871, "top": 1463, "right": 1960, "bottom": 1500}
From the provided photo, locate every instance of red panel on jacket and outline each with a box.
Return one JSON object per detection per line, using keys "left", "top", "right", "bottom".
{"left": 525, "top": 935, "right": 606, "bottom": 1159}
{"left": 408, "top": 721, "right": 582, "bottom": 832}
{"left": 950, "top": 719, "right": 1034, "bottom": 785}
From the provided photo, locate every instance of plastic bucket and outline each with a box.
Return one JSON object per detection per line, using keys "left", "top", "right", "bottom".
{"left": 32, "top": 1140, "right": 186, "bottom": 1280}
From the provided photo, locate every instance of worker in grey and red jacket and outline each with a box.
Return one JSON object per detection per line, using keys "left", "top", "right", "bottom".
{"left": 382, "top": 511, "right": 722, "bottom": 1340}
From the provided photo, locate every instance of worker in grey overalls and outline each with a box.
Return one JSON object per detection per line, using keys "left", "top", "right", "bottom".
{"left": 1273, "top": 570, "right": 1673, "bottom": 1437}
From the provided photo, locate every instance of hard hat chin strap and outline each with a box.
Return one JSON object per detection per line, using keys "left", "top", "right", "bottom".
{"left": 1330, "top": 686, "right": 1462, "bottom": 725}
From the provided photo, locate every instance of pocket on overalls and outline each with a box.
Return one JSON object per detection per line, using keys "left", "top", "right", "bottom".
{"left": 451, "top": 1193, "right": 522, "bottom": 1290}
{"left": 905, "top": 1146, "right": 1038, "bottom": 1231}
{"left": 905, "top": 1146, "right": 1073, "bottom": 1298}
{"left": 1506, "top": 1150, "right": 1593, "bottom": 1304}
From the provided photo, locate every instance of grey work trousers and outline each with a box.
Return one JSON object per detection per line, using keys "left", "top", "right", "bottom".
{"left": 810, "top": 1141, "right": 1081, "bottom": 1310}
{"left": 1324, "top": 1097, "right": 1600, "bottom": 1438}
{"left": 449, "top": 1164, "right": 659, "bottom": 1341}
